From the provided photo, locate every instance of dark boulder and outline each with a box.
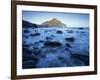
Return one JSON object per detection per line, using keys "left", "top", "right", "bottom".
{"left": 78, "top": 28, "right": 84, "bottom": 29}
{"left": 39, "top": 40, "right": 44, "bottom": 43}
{"left": 66, "top": 43, "right": 72, "bottom": 48}
{"left": 44, "top": 41, "right": 62, "bottom": 47}
{"left": 56, "top": 30, "right": 63, "bottom": 34}
{"left": 46, "top": 36, "right": 52, "bottom": 40}
{"left": 24, "top": 30, "right": 30, "bottom": 33}
{"left": 65, "top": 37, "right": 74, "bottom": 42}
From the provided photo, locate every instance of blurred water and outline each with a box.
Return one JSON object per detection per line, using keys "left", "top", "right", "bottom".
{"left": 22, "top": 27, "right": 89, "bottom": 69}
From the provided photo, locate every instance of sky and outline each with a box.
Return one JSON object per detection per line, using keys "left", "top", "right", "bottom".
{"left": 22, "top": 11, "right": 89, "bottom": 27}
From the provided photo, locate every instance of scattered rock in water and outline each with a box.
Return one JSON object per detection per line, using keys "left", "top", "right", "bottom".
{"left": 33, "top": 48, "right": 41, "bottom": 55}
{"left": 66, "top": 30, "right": 69, "bottom": 31}
{"left": 22, "top": 48, "right": 36, "bottom": 61}
{"left": 33, "top": 42, "right": 41, "bottom": 48}
{"left": 30, "top": 33, "right": 40, "bottom": 36}
{"left": 66, "top": 43, "right": 72, "bottom": 48}
{"left": 22, "top": 26, "right": 89, "bottom": 68}
{"left": 36, "top": 54, "right": 65, "bottom": 68}
{"left": 35, "top": 30, "right": 37, "bottom": 32}
{"left": 56, "top": 30, "right": 63, "bottom": 34}
{"left": 71, "top": 54, "right": 89, "bottom": 66}
{"left": 71, "top": 58, "right": 85, "bottom": 66}
{"left": 39, "top": 40, "right": 44, "bottom": 43}
{"left": 67, "top": 30, "right": 73, "bottom": 33}
{"left": 58, "top": 56, "right": 65, "bottom": 60}
{"left": 24, "top": 30, "right": 29, "bottom": 33}
{"left": 23, "top": 44, "right": 30, "bottom": 48}
{"left": 22, "top": 48, "right": 33, "bottom": 57}
{"left": 44, "top": 41, "right": 62, "bottom": 47}
{"left": 51, "top": 35, "right": 55, "bottom": 38}
{"left": 65, "top": 47, "right": 69, "bottom": 50}
{"left": 45, "top": 30, "right": 49, "bottom": 33}
{"left": 30, "top": 34, "right": 35, "bottom": 36}
{"left": 22, "top": 60, "right": 35, "bottom": 69}
{"left": 65, "top": 37, "right": 74, "bottom": 42}
{"left": 23, "top": 53, "right": 34, "bottom": 62}
{"left": 34, "top": 42, "right": 39, "bottom": 44}
{"left": 25, "top": 36, "right": 28, "bottom": 38}
{"left": 81, "top": 31, "right": 85, "bottom": 34}
{"left": 33, "top": 47, "right": 39, "bottom": 50}
{"left": 46, "top": 36, "right": 52, "bottom": 40}
{"left": 78, "top": 28, "right": 84, "bottom": 29}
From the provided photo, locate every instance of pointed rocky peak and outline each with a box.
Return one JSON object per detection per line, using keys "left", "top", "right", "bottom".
{"left": 51, "top": 18, "right": 60, "bottom": 22}
{"left": 41, "top": 18, "right": 67, "bottom": 27}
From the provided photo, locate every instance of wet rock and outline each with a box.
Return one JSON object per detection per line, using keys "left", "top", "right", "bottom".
{"left": 33, "top": 48, "right": 41, "bottom": 55}
{"left": 30, "top": 33, "right": 40, "bottom": 36}
{"left": 39, "top": 40, "right": 44, "bottom": 43}
{"left": 23, "top": 48, "right": 33, "bottom": 55}
{"left": 78, "top": 28, "right": 84, "bottom": 29}
{"left": 51, "top": 35, "right": 55, "bottom": 38}
{"left": 46, "top": 36, "right": 52, "bottom": 40}
{"left": 25, "top": 36, "right": 29, "bottom": 38}
{"left": 23, "top": 53, "right": 33, "bottom": 61}
{"left": 71, "top": 58, "right": 85, "bottom": 66}
{"left": 23, "top": 44, "right": 30, "bottom": 47}
{"left": 33, "top": 47, "right": 39, "bottom": 50}
{"left": 24, "top": 30, "right": 30, "bottom": 33}
{"left": 65, "top": 47, "right": 70, "bottom": 50}
{"left": 56, "top": 30, "right": 63, "bottom": 34}
{"left": 22, "top": 47, "right": 33, "bottom": 61}
{"left": 66, "top": 43, "right": 72, "bottom": 48}
{"left": 58, "top": 56, "right": 65, "bottom": 60}
{"left": 71, "top": 54, "right": 89, "bottom": 65}
{"left": 81, "top": 31, "right": 85, "bottom": 34}
{"left": 22, "top": 60, "right": 35, "bottom": 69}
{"left": 67, "top": 30, "right": 73, "bottom": 33}
{"left": 66, "top": 30, "right": 69, "bottom": 31}
{"left": 65, "top": 37, "right": 74, "bottom": 42}
{"left": 36, "top": 54, "right": 65, "bottom": 68}
{"left": 44, "top": 41, "right": 62, "bottom": 47}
